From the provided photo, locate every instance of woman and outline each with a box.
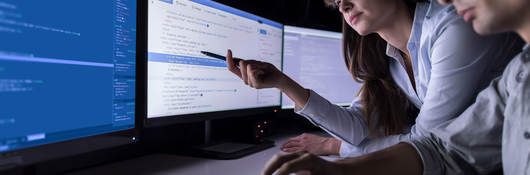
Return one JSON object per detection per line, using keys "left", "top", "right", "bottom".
{"left": 226, "top": 0, "right": 521, "bottom": 157}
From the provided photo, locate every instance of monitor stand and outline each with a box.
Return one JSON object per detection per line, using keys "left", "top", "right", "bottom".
{"left": 185, "top": 120, "right": 274, "bottom": 160}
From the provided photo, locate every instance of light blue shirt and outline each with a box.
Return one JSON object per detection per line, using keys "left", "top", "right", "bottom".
{"left": 407, "top": 44, "right": 530, "bottom": 175}
{"left": 294, "top": 0, "right": 521, "bottom": 157}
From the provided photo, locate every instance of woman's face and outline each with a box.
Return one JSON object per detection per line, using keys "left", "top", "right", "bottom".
{"left": 336, "top": 0, "right": 401, "bottom": 35}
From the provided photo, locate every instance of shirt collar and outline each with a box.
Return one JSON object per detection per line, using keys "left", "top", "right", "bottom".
{"left": 425, "top": 0, "right": 445, "bottom": 19}
{"left": 386, "top": 1, "right": 438, "bottom": 60}
{"left": 386, "top": 2, "right": 429, "bottom": 60}
{"left": 386, "top": 44, "right": 401, "bottom": 58}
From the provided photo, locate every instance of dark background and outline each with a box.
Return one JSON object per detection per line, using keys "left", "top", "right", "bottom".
{"left": 215, "top": 0, "right": 343, "bottom": 32}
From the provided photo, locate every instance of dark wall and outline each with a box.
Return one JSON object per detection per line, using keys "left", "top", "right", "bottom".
{"left": 214, "top": 0, "right": 343, "bottom": 32}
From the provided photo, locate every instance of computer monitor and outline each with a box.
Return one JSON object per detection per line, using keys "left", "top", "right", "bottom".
{"left": 0, "top": 0, "right": 137, "bottom": 169}
{"left": 282, "top": 25, "right": 361, "bottom": 109}
{"left": 144, "top": 0, "right": 282, "bottom": 159}
{"left": 146, "top": 0, "right": 283, "bottom": 127}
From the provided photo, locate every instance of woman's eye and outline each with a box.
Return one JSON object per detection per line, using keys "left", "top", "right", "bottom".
{"left": 336, "top": 0, "right": 342, "bottom": 6}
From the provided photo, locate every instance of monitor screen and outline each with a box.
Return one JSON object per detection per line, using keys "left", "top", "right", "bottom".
{"left": 147, "top": 0, "right": 283, "bottom": 118}
{"left": 0, "top": 0, "right": 136, "bottom": 153}
{"left": 282, "top": 26, "right": 361, "bottom": 109}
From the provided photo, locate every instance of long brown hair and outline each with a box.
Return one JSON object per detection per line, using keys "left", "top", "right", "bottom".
{"left": 325, "top": 0, "right": 423, "bottom": 137}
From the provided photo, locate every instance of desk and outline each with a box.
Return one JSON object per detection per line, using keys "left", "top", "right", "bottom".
{"left": 67, "top": 132, "right": 338, "bottom": 175}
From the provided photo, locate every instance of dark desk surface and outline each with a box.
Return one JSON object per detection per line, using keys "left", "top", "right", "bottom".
{"left": 67, "top": 132, "right": 337, "bottom": 175}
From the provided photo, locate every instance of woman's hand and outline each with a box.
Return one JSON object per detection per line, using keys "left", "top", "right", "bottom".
{"left": 226, "top": 49, "right": 285, "bottom": 89}
{"left": 226, "top": 49, "right": 310, "bottom": 109}
{"left": 261, "top": 151, "right": 345, "bottom": 175}
{"left": 281, "top": 133, "right": 341, "bottom": 156}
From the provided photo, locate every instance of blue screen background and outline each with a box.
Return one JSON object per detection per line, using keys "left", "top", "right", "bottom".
{"left": 0, "top": 0, "right": 136, "bottom": 152}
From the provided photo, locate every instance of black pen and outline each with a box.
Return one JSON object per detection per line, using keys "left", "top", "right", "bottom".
{"left": 200, "top": 51, "right": 241, "bottom": 65}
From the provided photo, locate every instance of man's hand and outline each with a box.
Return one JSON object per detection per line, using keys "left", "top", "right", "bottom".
{"left": 261, "top": 151, "right": 344, "bottom": 175}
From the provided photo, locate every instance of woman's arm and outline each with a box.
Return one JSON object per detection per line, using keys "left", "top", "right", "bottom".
{"left": 226, "top": 50, "right": 371, "bottom": 146}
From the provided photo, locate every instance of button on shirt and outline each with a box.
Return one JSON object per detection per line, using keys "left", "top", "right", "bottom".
{"left": 294, "top": 1, "right": 522, "bottom": 157}
{"left": 407, "top": 44, "right": 530, "bottom": 175}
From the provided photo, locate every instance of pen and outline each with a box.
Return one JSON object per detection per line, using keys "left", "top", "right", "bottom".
{"left": 201, "top": 51, "right": 241, "bottom": 65}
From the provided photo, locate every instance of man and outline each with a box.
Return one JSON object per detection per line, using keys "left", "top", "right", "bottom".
{"left": 261, "top": 0, "right": 530, "bottom": 174}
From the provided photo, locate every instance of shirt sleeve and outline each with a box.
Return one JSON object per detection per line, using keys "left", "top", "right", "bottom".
{"left": 295, "top": 90, "right": 369, "bottom": 146}
{"left": 339, "top": 142, "right": 363, "bottom": 158}
{"left": 339, "top": 133, "right": 411, "bottom": 157}
{"left": 405, "top": 63, "right": 511, "bottom": 175}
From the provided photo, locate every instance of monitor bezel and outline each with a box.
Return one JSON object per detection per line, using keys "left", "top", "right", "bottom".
{"left": 141, "top": 0, "right": 283, "bottom": 128}
{"left": 0, "top": 0, "right": 140, "bottom": 170}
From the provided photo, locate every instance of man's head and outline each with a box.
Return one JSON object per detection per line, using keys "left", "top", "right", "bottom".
{"left": 438, "top": 0, "right": 530, "bottom": 35}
